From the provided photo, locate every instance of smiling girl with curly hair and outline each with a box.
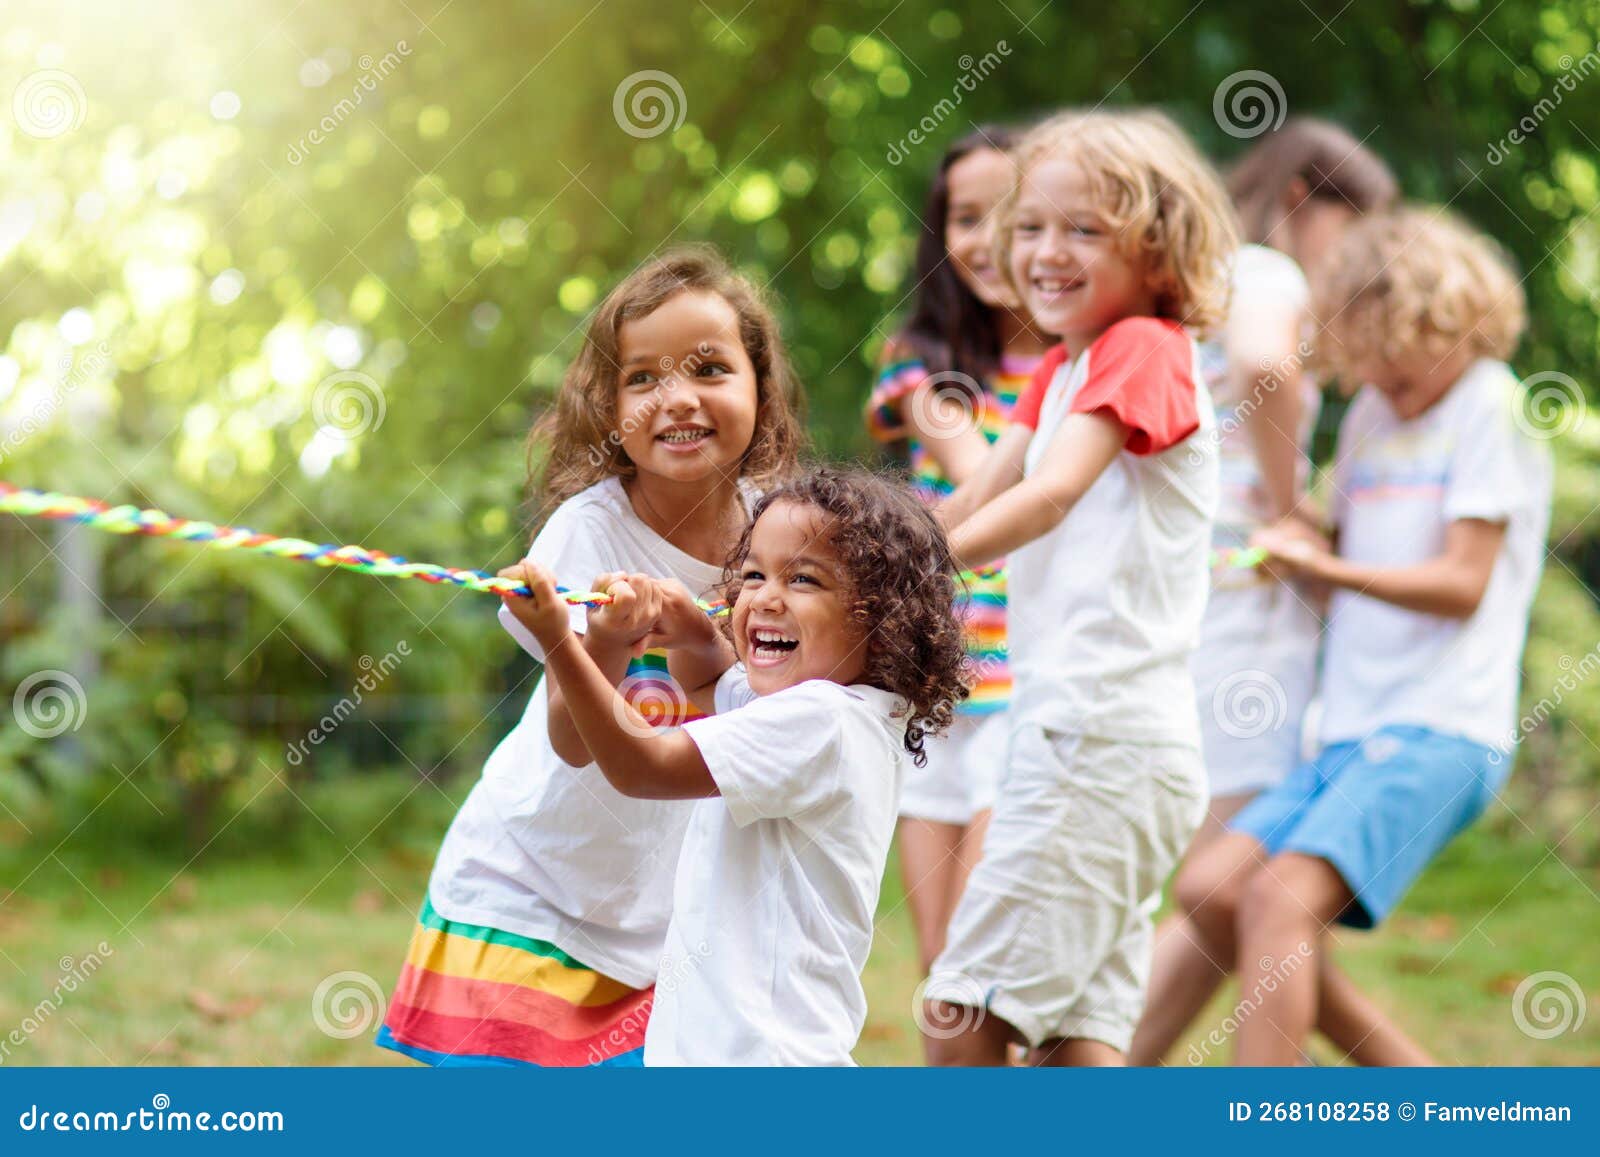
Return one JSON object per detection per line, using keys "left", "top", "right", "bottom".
{"left": 381, "top": 247, "right": 802, "bottom": 1072}
{"left": 497, "top": 466, "right": 969, "bottom": 1065}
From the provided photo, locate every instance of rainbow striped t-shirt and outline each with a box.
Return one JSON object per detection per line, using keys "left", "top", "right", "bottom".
{"left": 865, "top": 342, "right": 1043, "bottom": 715}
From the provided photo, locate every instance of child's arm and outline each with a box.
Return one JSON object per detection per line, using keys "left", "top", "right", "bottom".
{"left": 866, "top": 345, "right": 993, "bottom": 486}
{"left": 946, "top": 411, "right": 1127, "bottom": 570}
{"left": 647, "top": 580, "right": 737, "bottom": 716}
{"left": 1223, "top": 256, "right": 1312, "bottom": 524}
{"left": 904, "top": 382, "right": 997, "bottom": 485}
{"left": 1229, "top": 306, "right": 1309, "bottom": 523}
{"left": 540, "top": 572, "right": 661, "bottom": 767}
{"left": 501, "top": 562, "right": 717, "bottom": 800}
{"left": 1243, "top": 367, "right": 1308, "bottom": 525}
{"left": 937, "top": 348, "right": 1063, "bottom": 529}
{"left": 936, "top": 425, "right": 1032, "bottom": 531}
{"left": 1253, "top": 517, "right": 1506, "bottom": 619}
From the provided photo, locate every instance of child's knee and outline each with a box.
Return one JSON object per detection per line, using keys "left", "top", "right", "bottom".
{"left": 922, "top": 1029, "right": 968, "bottom": 1067}
{"left": 1237, "top": 854, "right": 1333, "bottom": 936}
{"left": 1174, "top": 857, "right": 1227, "bottom": 920}
{"left": 921, "top": 1002, "right": 1012, "bottom": 1066}
{"left": 1174, "top": 841, "right": 1256, "bottom": 929}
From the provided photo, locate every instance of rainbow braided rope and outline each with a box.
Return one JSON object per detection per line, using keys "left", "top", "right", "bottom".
{"left": 0, "top": 481, "right": 1267, "bottom": 608}
{"left": 1211, "top": 546, "right": 1269, "bottom": 570}
{"left": 0, "top": 482, "right": 730, "bottom": 615}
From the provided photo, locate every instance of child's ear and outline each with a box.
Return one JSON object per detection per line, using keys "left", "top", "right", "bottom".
{"left": 1283, "top": 175, "right": 1312, "bottom": 210}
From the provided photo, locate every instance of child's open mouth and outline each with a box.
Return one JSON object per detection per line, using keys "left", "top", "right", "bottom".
{"left": 1032, "top": 275, "right": 1086, "bottom": 298}
{"left": 748, "top": 627, "right": 799, "bottom": 667}
{"left": 657, "top": 425, "right": 714, "bottom": 452}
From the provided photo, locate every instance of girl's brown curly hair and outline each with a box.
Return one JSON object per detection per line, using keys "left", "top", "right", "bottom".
{"left": 529, "top": 245, "right": 805, "bottom": 516}
{"left": 718, "top": 468, "right": 970, "bottom": 768}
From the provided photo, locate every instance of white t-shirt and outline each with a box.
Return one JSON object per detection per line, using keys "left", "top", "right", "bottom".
{"left": 1006, "top": 317, "right": 1219, "bottom": 746}
{"left": 1320, "top": 360, "right": 1553, "bottom": 747}
{"left": 427, "top": 477, "right": 743, "bottom": 988}
{"left": 1198, "top": 244, "right": 1321, "bottom": 541}
{"left": 644, "top": 668, "right": 907, "bottom": 1066}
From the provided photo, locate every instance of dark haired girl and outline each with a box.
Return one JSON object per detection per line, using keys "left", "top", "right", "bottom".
{"left": 864, "top": 128, "right": 1050, "bottom": 991}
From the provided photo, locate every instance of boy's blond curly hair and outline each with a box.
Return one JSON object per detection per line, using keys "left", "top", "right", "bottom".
{"left": 995, "top": 108, "right": 1240, "bottom": 336}
{"left": 1312, "top": 206, "right": 1526, "bottom": 387}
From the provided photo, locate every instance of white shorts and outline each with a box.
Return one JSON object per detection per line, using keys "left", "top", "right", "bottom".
{"left": 1191, "top": 577, "right": 1320, "bottom": 799}
{"left": 924, "top": 727, "right": 1207, "bottom": 1051}
{"left": 898, "top": 711, "right": 1005, "bottom": 825}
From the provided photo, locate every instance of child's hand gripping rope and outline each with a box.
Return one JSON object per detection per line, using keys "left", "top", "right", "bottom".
{"left": 495, "top": 562, "right": 577, "bottom": 653}
{"left": 1248, "top": 517, "right": 1336, "bottom": 586}
{"left": 582, "top": 571, "right": 664, "bottom": 657}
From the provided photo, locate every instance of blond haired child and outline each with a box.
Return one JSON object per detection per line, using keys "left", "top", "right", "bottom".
{"left": 379, "top": 248, "right": 802, "bottom": 1066}
{"left": 1177, "top": 207, "right": 1552, "bottom": 1065}
{"left": 1133, "top": 120, "right": 1433, "bottom": 1066}
{"left": 922, "top": 108, "right": 1237, "bottom": 1065}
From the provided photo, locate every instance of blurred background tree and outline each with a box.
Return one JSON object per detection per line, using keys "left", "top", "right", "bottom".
{"left": 1, "top": 0, "right": 1596, "bottom": 858}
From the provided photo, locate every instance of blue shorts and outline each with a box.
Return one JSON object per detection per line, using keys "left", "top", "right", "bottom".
{"left": 1229, "top": 725, "right": 1505, "bottom": 929}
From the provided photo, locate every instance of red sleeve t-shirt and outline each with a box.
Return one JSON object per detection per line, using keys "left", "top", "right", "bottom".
{"left": 1012, "top": 318, "right": 1199, "bottom": 457}
{"left": 1009, "top": 343, "right": 1069, "bottom": 431}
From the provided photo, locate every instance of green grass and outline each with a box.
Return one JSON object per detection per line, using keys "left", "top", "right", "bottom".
{"left": 0, "top": 774, "right": 1595, "bottom": 1066}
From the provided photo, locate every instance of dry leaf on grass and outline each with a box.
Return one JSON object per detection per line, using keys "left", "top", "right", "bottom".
{"left": 186, "top": 989, "right": 264, "bottom": 1023}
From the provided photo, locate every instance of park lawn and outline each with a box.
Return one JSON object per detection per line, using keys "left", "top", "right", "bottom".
{"left": 0, "top": 775, "right": 1595, "bottom": 1067}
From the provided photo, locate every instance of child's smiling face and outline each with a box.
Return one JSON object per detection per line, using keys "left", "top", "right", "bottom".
{"left": 614, "top": 290, "right": 759, "bottom": 484}
{"left": 945, "top": 147, "right": 1021, "bottom": 310}
{"left": 1008, "top": 158, "right": 1156, "bottom": 349}
{"left": 730, "top": 500, "right": 869, "bottom": 697}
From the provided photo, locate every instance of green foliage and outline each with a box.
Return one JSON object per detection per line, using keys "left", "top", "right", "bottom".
{"left": 1, "top": 0, "right": 1597, "bottom": 850}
